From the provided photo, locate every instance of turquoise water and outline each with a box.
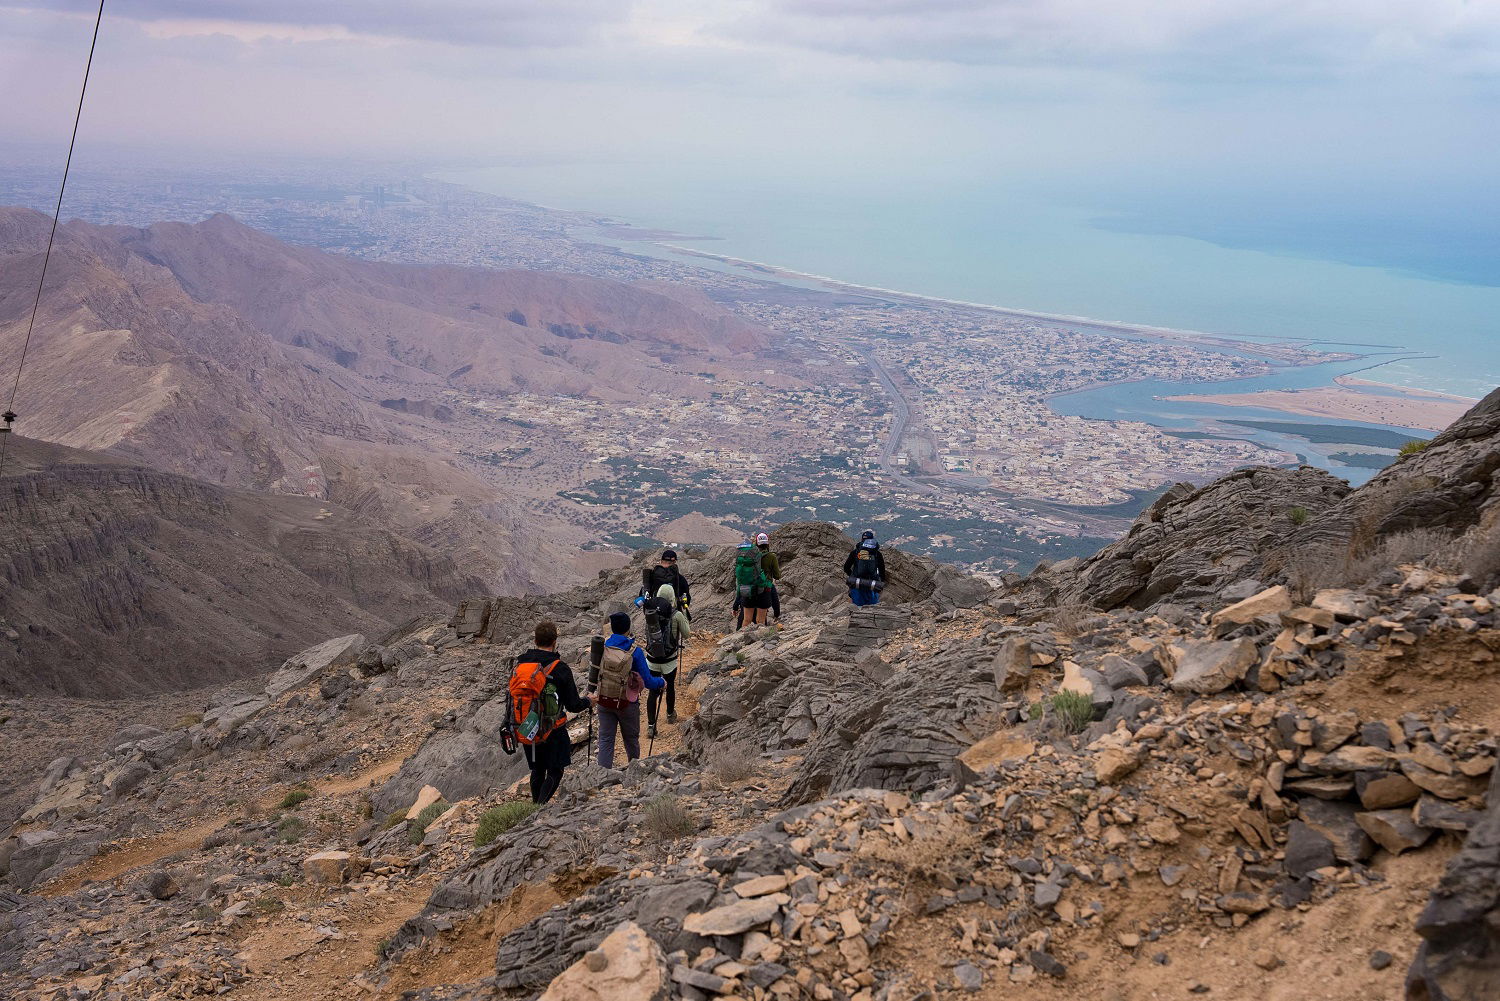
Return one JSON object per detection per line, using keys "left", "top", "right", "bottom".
{"left": 440, "top": 162, "right": 1500, "bottom": 399}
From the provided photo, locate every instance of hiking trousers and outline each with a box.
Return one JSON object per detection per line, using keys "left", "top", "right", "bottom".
{"left": 528, "top": 765, "right": 565, "bottom": 804}
{"left": 596, "top": 702, "right": 641, "bottom": 769}
{"left": 647, "top": 670, "right": 677, "bottom": 726}
{"left": 849, "top": 587, "right": 881, "bottom": 606}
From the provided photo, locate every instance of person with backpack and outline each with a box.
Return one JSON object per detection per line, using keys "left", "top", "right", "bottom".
{"left": 843, "top": 529, "right": 887, "bottom": 606}
{"left": 756, "top": 532, "right": 783, "bottom": 622}
{"left": 509, "top": 620, "right": 592, "bottom": 805}
{"left": 641, "top": 550, "right": 692, "bottom": 620}
{"left": 589, "top": 611, "right": 664, "bottom": 768}
{"left": 644, "top": 583, "right": 691, "bottom": 739}
{"left": 733, "top": 539, "right": 774, "bottom": 628}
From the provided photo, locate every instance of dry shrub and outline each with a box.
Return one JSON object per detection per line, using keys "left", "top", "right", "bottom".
{"left": 1379, "top": 528, "right": 1451, "bottom": 567}
{"left": 1347, "top": 475, "right": 1439, "bottom": 558}
{"left": 705, "top": 740, "right": 759, "bottom": 785}
{"left": 863, "top": 821, "right": 984, "bottom": 889}
{"left": 643, "top": 794, "right": 697, "bottom": 840}
{"left": 1284, "top": 544, "right": 1346, "bottom": 602}
{"left": 1048, "top": 604, "right": 1097, "bottom": 637}
{"left": 1458, "top": 513, "right": 1500, "bottom": 588}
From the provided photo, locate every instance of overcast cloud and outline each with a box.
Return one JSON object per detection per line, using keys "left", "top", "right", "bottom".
{"left": 0, "top": 1, "right": 1495, "bottom": 185}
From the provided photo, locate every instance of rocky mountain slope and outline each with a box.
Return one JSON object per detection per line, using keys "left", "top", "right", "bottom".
{"left": 2, "top": 392, "right": 1498, "bottom": 1000}
{"left": 0, "top": 206, "right": 778, "bottom": 599}
{"left": 0, "top": 434, "right": 483, "bottom": 698}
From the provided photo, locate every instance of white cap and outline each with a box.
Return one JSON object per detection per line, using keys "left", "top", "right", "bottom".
{"left": 756, "top": 533, "right": 769, "bottom": 544}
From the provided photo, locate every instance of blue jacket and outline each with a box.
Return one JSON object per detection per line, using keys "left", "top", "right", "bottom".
{"left": 605, "top": 633, "right": 665, "bottom": 691}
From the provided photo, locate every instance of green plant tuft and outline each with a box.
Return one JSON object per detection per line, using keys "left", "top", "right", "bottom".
{"left": 381, "top": 810, "right": 407, "bottom": 830}
{"left": 474, "top": 801, "right": 542, "bottom": 847}
{"left": 275, "top": 815, "right": 306, "bottom": 844}
{"left": 408, "top": 799, "right": 451, "bottom": 845}
{"left": 277, "top": 789, "right": 311, "bottom": 810}
{"left": 1288, "top": 506, "right": 1309, "bottom": 526}
{"left": 1049, "top": 690, "right": 1095, "bottom": 734}
{"left": 1398, "top": 439, "right": 1430, "bottom": 456}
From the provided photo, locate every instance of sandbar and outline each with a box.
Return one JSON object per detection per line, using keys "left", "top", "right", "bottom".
{"left": 1164, "top": 383, "right": 1476, "bottom": 432}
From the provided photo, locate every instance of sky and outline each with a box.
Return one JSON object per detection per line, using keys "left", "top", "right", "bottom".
{"left": 1, "top": 1, "right": 1497, "bottom": 198}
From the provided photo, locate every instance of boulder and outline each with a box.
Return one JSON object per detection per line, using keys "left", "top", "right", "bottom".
{"left": 1096, "top": 653, "right": 1150, "bottom": 690}
{"left": 682, "top": 896, "right": 783, "bottom": 936}
{"left": 993, "top": 638, "right": 1033, "bottom": 692}
{"left": 449, "top": 598, "right": 493, "bottom": 639}
{"left": 1401, "top": 760, "right": 1490, "bottom": 801}
{"left": 1415, "top": 796, "right": 1484, "bottom": 833}
{"left": 1356, "top": 771, "right": 1422, "bottom": 810}
{"left": 1060, "top": 661, "right": 1113, "bottom": 713}
{"left": 37, "top": 756, "right": 81, "bottom": 794}
{"left": 1356, "top": 810, "right": 1434, "bottom": 855}
{"left": 202, "top": 694, "right": 270, "bottom": 736}
{"left": 1012, "top": 466, "right": 1350, "bottom": 610}
{"left": 539, "top": 921, "right": 668, "bottom": 1001}
{"left": 1284, "top": 821, "right": 1337, "bottom": 878}
{"left": 959, "top": 732, "right": 1035, "bottom": 772}
{"left": 1167, "top": 638, "right": 1258, "bottom": 695}
{"left": 1094, "top": 747, "right": 1144, "bottom": 785}
{"left": 140, "top": 870, "right": 179, "bottom": 900}
{"left": 1211, "top": 585, "right": 1292, "bottom": 630}
{"left": 7, "top": 830, "right": 73, "bottom": 890}
{"left": 103, "top": 761, "right": 152, "bottom": 800}
{"left": 1298, "top": 798, "right": 1375, "bottom": 863}
{"left": 136, "top": 730, "right": 193, "bottom": 768}
{"left": 1302, "top": 746, "right": 1395, "bottom": 775}
{"left": 265, "top": 634, "right": 367, "bottom": 699}
{"left": 406, "top": 785, "right": 444, "bottom": 820}
{"left": 302, "top": 850, "right": 367, "bottom": 885}
{"left": 107, "top": 724, "right": 164, "bottom": 750}
{"left": 1311, "top": 589, "right": 1378, "bottom": 622}
{"left": 1407, "top": 762, "right": 1500, "bottom": 1000}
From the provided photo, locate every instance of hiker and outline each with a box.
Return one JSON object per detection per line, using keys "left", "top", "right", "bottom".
{"left": 588, "top": 611, "right": 664, "bottom": 768}
{"left": 642, "top": 549, "right": 692, "bottom": 620}
{"left": 756, "top": 532, "right": 783, "bottom": 622}
{"left": 843, "top": 530, "right": 887, "bottom": 606}
{"left": 644, "top": 583, "right": 692, "bottom": 739}
{"left": 733, "top": 539, "right": 774, "bottom": 628}
{"left": 513, "top": 620, "right": 592, "bottom": 805}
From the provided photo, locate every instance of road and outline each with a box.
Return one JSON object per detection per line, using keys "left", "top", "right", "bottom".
{"left": 862, "top": 350, "right": 940, "bottom": 497}
{"left": 859, "top": 347, "right": 1145, "bottom": 537}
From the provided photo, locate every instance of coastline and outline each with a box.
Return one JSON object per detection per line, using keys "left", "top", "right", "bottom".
{"left": 657, "top": 242, "right": 1356, "bottom": 367}
{"left": 437, "top": 172, "right": 1476, "bottom": 459}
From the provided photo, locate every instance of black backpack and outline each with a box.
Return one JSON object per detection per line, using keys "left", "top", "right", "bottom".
{"left": 642, "top": 598, "right": 679, "bottom": 661}
{"left": 643, "top": 566, "right": 688, "bottom": 611}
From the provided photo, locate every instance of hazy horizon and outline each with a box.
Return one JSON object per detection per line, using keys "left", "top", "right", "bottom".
{"left": 3, "top": 1, "right": 1497, "bottom": 394}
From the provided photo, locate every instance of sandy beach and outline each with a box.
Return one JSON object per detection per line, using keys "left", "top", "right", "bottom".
{"left": 1164, "top": 382, "right": 1477, "bottom": 432}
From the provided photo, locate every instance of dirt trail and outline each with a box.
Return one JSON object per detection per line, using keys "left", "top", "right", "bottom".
{"left": 234, "top": 876, "right": 439, "bottom": 1001}
{"left": 636, "top": 629, "right": 721, "bottom": 759}
{"left": 39, "top": 752, "right": 409, "bottom": 897}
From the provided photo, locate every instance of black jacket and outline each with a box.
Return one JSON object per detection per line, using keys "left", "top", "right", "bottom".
{"left": 843, "top": 544, "right": 886, "bottom": 580}
{"left": 519, "top": 648, "right": 589, "bottom": 771}
{"left": 643, "top": 564, "right": 692, "bottom": 606}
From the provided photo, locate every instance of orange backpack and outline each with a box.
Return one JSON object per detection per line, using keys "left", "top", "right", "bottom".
{"left": 507, "top": 658, "right": 565, "bottom": 746}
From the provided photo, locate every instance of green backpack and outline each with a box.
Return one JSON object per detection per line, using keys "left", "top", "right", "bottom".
{"left": 734, "top": 546, "right": 769, "bottom": 598}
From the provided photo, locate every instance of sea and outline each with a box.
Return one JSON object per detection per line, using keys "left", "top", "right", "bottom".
{"left": 440, "top": 160, "right": 1500, "bottom": 484}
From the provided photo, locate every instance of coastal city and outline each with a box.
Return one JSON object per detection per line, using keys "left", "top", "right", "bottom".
{"left": 0, "top": 162, "right": 1337, "bottom": 572}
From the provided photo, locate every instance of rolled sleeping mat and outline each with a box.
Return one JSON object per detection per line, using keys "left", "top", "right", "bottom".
{"left": 588, "top": 635, "right": 605, "bottom": 686}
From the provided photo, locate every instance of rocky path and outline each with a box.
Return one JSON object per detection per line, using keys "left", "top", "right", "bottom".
{"left": 36, "top": 753, "right": 412, "bottom": 898}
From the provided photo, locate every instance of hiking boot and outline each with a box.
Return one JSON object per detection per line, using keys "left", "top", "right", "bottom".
{"left": 666, "top": 712, "right": 678, "bottom": 724}
{"left": 647, "top": 724, "right": 658, "bottom": 739}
